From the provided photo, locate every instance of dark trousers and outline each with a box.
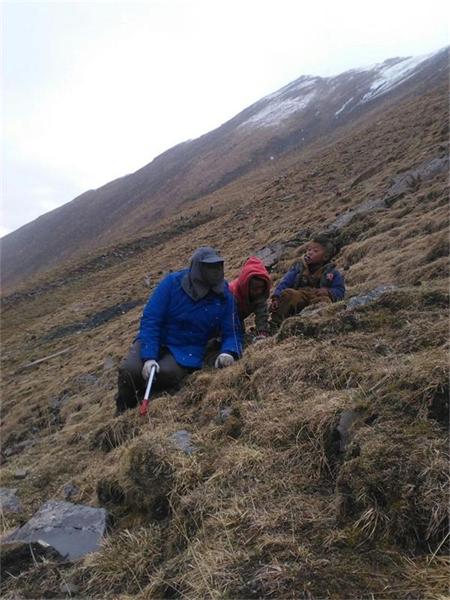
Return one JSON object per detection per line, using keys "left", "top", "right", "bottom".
{"left": 116, "top": 340, "right": 190, "bottom": 413}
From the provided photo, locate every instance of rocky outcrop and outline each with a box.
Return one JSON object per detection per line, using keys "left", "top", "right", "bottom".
{"left": 383, "top": 155, "right": 449, "bottom": 205}
{"left": 329, "top": 155, "right": 449, "bottom": 234}
{"left": 346, "top": 285, "right": 398, "bottom": 310}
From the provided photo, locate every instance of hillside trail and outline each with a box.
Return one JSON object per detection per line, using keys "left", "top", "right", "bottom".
{"left": 0, "top": 83, "right": 448, "bottom": 598}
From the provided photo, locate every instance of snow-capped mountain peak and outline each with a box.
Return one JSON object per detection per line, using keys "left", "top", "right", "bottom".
{"left": 238, "top": 47, "right": 446, "bottom": 129}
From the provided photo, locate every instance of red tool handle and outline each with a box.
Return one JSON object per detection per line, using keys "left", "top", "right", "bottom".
{"left": 139, "top": 399, "right": 149, "bottom": 416}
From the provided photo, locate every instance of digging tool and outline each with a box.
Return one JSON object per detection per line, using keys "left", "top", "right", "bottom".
{"left": 139, "top": 364, "right": 157, "bottom": 416}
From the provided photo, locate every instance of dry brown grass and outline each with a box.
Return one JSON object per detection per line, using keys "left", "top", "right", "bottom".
{"left": 89, "top": 413, "right": 141, "bottom": 452}
{"left": 335, "top": 420, "right": 449, "bottom": 551}
{"left": 1, "top": 83, "right": 448, "bottom": 599}
{"left": 83, "top": 525, "right": 163, "bottom": 596}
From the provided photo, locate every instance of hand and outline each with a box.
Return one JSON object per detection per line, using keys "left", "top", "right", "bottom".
{"left": 270, "top": 297, "right": 279, "bottom": 312}
{"left": 142, "top": 359, "right": 160, "bottom": 379}
{"left": 215, "top": 353, "right": 235, "bottom": 369}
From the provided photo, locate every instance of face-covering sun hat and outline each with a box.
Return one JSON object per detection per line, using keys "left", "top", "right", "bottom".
{"left": 181, "top": 247, "right": 225, "bottom": 300}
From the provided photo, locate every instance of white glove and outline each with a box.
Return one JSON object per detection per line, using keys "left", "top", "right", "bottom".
{"left": 142, "top": 359, "right": 160, "bottom": 379}
{"left": 215, "top": 353, "right": 235, "bottom": 369}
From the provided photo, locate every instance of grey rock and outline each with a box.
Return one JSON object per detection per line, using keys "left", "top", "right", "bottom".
{"left": 63, "top": 483, "right": 80, "bottom": 500}
{"left": 73, "top": 373, "right": 98, "bottom": 387}
{"left": 103, "top": 356, "right": 115, "bottom": 370}
{"left": 278, "top": 193, "right": 296, "bottom": 202}
{"left": 290, "top": 227, "right": 313, "bottom": 242}
{"left": 346, "top": 285, "right": 397, "bottom": 310}
{"left": 60, "top": 582, "right": 80, "bottom": 595}
{"left": 14, "top": 469, "right": 29, "bottom": 480}
{"left": 328, "top": 197, "right": 386, "bottom": 231}
{"left": 3, "top": 439, "right": 34, "bottom": 458}
{"left": 4, "top": 500, "right": 109, "bottom": 561}
{"left": 255, "top": 243, "right": 286, "bottom": 269}
{"left": 300, "top": 304, "right": 327, "bottom": 317}
{"left": 170, "top": 430, "right": 197, "bottom": 455}
{"left": 384, "top": 172, "right": 418, "bottom": 204}
{"left": 51, "top": 392, "right": 71, "bottom": 411}
{"left": 215, "top": 407, "right": 232, "bottom": 424}
{"left": 0, "top": 487, "right": 22, "bottom": 513}
{"left": 374, "top": 341, "right": 390, "bottom": 355}
{"left": 336, "top": 410, "right": 360, "bottom": 453}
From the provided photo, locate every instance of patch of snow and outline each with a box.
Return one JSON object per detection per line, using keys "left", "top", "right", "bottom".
{"left": 335, "top": 97, "right": 354, "bottom": 117}
{"left": 241, "top": 90, "right": 316, "bottom": 128}
{"left": 347, "top": 61, "right": 379, "bottom": 74}
{"left": 264, "top": 76, "right": 319, "bottom": 102}
{"left": 361, "top": 50, "right": 437, "bottom": 102}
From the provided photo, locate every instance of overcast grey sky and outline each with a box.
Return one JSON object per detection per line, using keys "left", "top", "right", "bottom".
{"left": 1, "top": 0, "right": 448, "bottom": 236}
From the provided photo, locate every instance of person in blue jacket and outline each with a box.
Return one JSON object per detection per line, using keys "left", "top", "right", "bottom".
{"left": 270, "top": 235, "right": 345, "bottom": 325}
{"left": 115, "top": 247, "right": 242, "bottom": 414}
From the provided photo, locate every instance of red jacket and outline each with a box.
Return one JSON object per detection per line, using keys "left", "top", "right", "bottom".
{"left": 229, "top": 257, "right": 271, "bottom": 328}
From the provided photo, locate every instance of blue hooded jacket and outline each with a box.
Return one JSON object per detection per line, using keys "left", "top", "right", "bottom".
{"left": 137, "top": 270, "right": 242, "bottom": 368}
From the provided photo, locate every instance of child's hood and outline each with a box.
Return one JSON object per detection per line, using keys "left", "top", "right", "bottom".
{"left": 229, "top": 256, "right": 271, "bottom": 302}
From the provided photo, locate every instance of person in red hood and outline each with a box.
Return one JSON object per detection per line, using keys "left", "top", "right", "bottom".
{"left": 229, "top": 256, "right": 271, "bottom": 339}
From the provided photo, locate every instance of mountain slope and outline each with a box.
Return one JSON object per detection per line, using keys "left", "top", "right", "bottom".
{"left": 0, "top": 68, "right": 448, "bottom": 598}
{"left": 1, "top": 47, "right": 448, "bottom": 290}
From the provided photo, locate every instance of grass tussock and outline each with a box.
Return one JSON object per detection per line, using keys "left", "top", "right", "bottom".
{"left": 398, "top": 555, "right": 450, "bottom": 600}
{"left": 97, "top": 431, "right": 203, "bottom": 522}
{"left": 348, "top": 347, "right": 450, "bottom": 426}
{"left": 336, "top": 421, "right": 449, "bottom": 552}
{"left": 89, "top": 412, "right": 141, "bottom": 452}
{"left": 83, "top": 526, "right": 163, "bottom": 596}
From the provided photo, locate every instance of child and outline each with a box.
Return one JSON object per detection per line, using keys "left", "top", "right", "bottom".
{"left": 229, "top": 256, "right": 271, "bottom": 338}
{"left": 270, "top": 235, "right": 345, "bottom": 324}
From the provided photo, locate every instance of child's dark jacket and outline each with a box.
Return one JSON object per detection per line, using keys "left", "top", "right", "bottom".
{"left": 273, "top": 259, "right": 345, "bottom": 302}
